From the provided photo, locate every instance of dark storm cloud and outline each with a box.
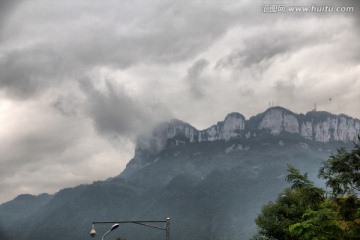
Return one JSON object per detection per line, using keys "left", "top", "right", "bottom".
{"left": 0, "top": 0, "right": 246, "bottom": 100}
{"left": 68, "top": 1, "right": 243, "bottom": 67}
{"left": 187, "top": 59, "right": 209, "bottom": 80}
{"left": 216, "top": 40, "right": 288, "bottom": 70}
{"left": 186, "top": 59, "right": 209, "bottom": 99}
{"left": 0, "top": 0, "right": 25, "bottom": 38}
{"left": 80, "top": 78, "right": 171, "bottom": 139}
{"left": 0, "top": 0, "right": 17, "bottom": 22}
{"left": 0, "top": 44, "right": 68, "bottom": 99}
{"left": 216, "top": 29, "right": 332, "bottom": 71}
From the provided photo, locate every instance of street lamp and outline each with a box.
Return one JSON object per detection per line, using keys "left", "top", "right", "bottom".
{"left": 90, "top": 218, "right": 170, "bottom": 240}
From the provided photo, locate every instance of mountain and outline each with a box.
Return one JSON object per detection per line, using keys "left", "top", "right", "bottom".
{"left": 0, "top": 107, "right": 359, "bottom": 240}
{"left": 122, "top": 106, "right": 360, "bottom": 178}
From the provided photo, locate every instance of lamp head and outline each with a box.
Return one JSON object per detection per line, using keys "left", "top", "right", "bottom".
{"left": 111, "top": 224, "right": 120, "bottom": 231}
{"left": 90, "top": 224, "right": 96, "bottom": 237}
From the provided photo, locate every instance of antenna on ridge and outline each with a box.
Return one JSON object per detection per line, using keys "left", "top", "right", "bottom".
{"left": 313, "top": 103, "right": 317, "bottom": 111}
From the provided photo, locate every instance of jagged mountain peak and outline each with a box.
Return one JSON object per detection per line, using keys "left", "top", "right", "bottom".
{"left": 146, "top": 106, "right": 359, "bottom": 147}
{"left": 304, "top": 110, "right": 358, "bottom": 122}
{"left": 249, "top": 106, "right": 297, "bottom": 121}
{"left": 120, "top": 107, "right": 360, "bottom": 179}
{"left": 135, "top": 118, "right": 197, "bottom": 153}
{"left": 224, "top": 112, "right": 246, "bottom": 120}
{"left": 155, "top": 118, "right": 195, "bottom": 129}
{"left": 265, "top": 106, "right": 296, "bottom": 114}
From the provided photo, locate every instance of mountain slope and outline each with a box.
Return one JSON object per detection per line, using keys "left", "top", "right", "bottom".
{"left": 0, "top": 107, "right": 359, "bottom": 240}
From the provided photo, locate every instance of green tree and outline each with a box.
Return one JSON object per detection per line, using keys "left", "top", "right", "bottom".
{"left": 254, "top": 166, "right": 324, "bottom": 240}
{"left": 253, "top": 137, "right": 360, "bottom": 240}
{"left": 289, "top": 137, "right": 360, "bottom": 239}
{"left": 319, "top": 137, "right": 360, "bottom": 196}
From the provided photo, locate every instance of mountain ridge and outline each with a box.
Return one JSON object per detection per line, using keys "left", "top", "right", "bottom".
{"left": 121, "top": 106, "right": 360, "bottom": 178}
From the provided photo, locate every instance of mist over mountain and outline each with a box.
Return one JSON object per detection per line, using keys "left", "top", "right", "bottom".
{"left": 0, "top": 107, "right": 359, "bottom": 240}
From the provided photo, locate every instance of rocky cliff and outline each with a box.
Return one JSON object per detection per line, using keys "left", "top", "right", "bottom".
{"left": 254, "top": 107, "right": 360, "bottom": 143}
{"left": 121, "top": 107, "right": 360, "bottom": 177}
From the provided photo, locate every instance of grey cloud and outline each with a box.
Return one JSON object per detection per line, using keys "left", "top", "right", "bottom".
{"left": 1, "top": 0, "right": 357, "bottom": 102}
{"left": 0, "top": 117, "right": 81, "bottom": 182}
{"left": 186, "top": 59, "right": 209, "bottom": 99}
{"left": 0, "top": 0, "right": 25, "bottom": 39}
{"left": 306, "top": 0, "right": 360, "bottom": 34}
{"left": 287, "top": 0, "right": 360, "bottom": 34}
{"left": 68, "top": 1, "right": 242, "bottom": 67}
{"left": 347, "top": 0, "right": 360, "bottom": 37}
{"left": 0, "top": 0, "right": 245, "bottom": 100}
{"left": 0, "top": 44, "right": 68, "bottom": 99}
{"left": 0, "top": 98, "right": 133, "bottom": 203}
{"left": 215, "top": 21, "right": 342, "bottom": 72}
{"left": 213, "top": 0, "right": 360, "bottom": 72}
{"left": 216, "top": 38, "right": 289, "bottom": 70}
{"left": 274, "top": 79, "right": 297, "bottom": 100}
{"left": 80, "top": 78, "right": 172, "bottom": 139}
{"left": 215, "top": 36, "right": 290, "bottom": 70}
{"left": 187, "top": 59, "right": 209, "bottom": 80}
{"left": 0, "top": 0, "right": 16, "bottom": 22}
{"left": 52, "top": 94, "right": 80, "bottom": 117}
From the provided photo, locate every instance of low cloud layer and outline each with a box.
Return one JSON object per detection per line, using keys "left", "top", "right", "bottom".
{"left": 80, "top": 77, "right": 172, "bottom": 138}
{"left": 0, "top": 0, "right": 359, "bottom": 203}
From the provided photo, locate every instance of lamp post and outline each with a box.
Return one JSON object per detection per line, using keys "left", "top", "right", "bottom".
{"left": 90, "top": 218, "right": 170, "bottom": 240}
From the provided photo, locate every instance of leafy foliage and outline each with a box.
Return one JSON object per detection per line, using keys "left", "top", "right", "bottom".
{"left": 254, "top": 136, "right": 360, "bottom": 240}
{"left": 289, "top": 196, "right": 360, "bottom": 240}
{"left": 254, "top": 165, "right": 326, "bottom": 240}
{"left": 286, "top": 165, "right": 325, "bottom": 205}
{"left": 319, "top": 136, "right": 360, "bottom": 196}
{"left": 289, "top": 200, "right": 344, "bottom": 240}
{"left": 255, "top": 188, "right": 308, "bottom": 240}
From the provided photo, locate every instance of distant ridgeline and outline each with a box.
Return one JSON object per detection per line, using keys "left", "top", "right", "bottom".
{"left": 122, "top": 106, "right": 360, "bottom": 177}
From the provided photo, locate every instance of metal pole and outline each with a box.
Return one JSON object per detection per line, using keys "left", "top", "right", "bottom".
{"left": 101, "top": 230, "right": 111, "bottom": 240}
{"left": 166, "top": 218, "right": 170, "bottom": 240}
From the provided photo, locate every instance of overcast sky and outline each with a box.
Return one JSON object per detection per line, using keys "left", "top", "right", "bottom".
{"left": 0, "top": 0, "right": 359, "bottom": 203}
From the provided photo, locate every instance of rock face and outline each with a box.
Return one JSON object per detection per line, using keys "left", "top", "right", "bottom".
{"left": 199, "top": 112, "right": 246, "bottom": 142}
{"left": 250, "top": 107, "right": 360, "bottom": 142}
{"left": 134, "top": 113, "right": 246, "bottom": 157}
{"left": 258, "top": 108, "right": 299, "bottom": 134}
{"left": 121, "top": 107, "right": 360, "bottom": 177}
{"left": 121, "top": 119, "right": 198, "bottom": 178}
